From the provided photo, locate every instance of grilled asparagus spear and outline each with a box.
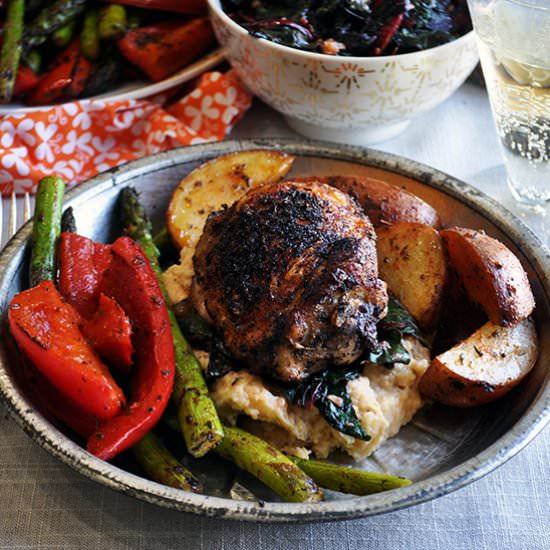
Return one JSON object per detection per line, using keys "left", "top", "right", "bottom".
{"left": 26, "top": 0, "right": 88, "bottom": 47}
{"left": 288, "top": 456, "right": 411, "bottom": 495}
{"left": 29, "top": 177, "right": 65, "bottom": 286}
{"left": 132, "top": 433, "right": 203, "bottom": 493}
{"left": 0, "top": 0, "right": 25, "bottom": 103}
{"left": 216, "top": 427, "right": 324, "bottom": 503}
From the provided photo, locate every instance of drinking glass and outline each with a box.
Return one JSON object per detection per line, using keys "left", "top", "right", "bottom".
{"left": 467, "top": 0, "right": 550, "bottom": 204}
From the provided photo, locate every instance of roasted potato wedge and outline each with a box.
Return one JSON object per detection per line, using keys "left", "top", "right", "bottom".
{"left": 164, "top": 150, "right": 295, "bottom": 303}
{"left": 295, "top": 175, "right": 440, "bottom": 228}
{"left": 441, "top": 227, "right": 535, "bottom": 326}
{"left": 419, "top": 318, "right": 538, "bottom": 407}
{"left": 377, "top": 222, "right": 448, "bottom": 331}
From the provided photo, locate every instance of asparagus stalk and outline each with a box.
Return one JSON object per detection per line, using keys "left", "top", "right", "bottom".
{"left": 132, "top": 433, "right": 203, "bottom": 493}
{"left": 0, "top": 0, "right": 25, "bottom": 103}
{"left": 81, "top": 9, "right": 100, "bottom": 60}
{"left": 24, "top": 49, "right": 42, "bottom": 73}
{"left": 152, "top": 227, "right": 171, "bottom": 254}
{"left": 26, "top": 0, "right": 88, "bottom": 47}
{"left": 216, "top": 427, "right": 323, "bottom": 503}
{"left": 288, "top": 456, "right": 411, "bottom": 495}
{"left": 52, "top": 19, "right": 77, "bottom": 48}
{"left": 98, "top": 4, "right": 127, "bottom": 40}
{"left": 120, "top": 187, "right": 224, "bottom": 458}
{"left": 29, "top": 177, "right": 65, "bottom": 286}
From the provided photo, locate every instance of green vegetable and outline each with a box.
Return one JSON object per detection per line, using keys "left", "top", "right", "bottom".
{"left": 0, "top": 0, "right": 25, "bottom": 103}
{"left": 26, "top": 0, "right": 88, "bottom": 47}
{"left": 120, "top": 187, "right": 224, "bottom": 458}
{"left": 24, "top": 49, "right": 42, "bottom": 73}
{"left": 29, "top": 177, "right": 65, "bottom": 287}
{"left": 61, "top": 207, "right": 77, "bottom": 234}
{"left": 80, "top": 10, "right": 100, "bottom": 60}
{"left": 216, "top": 426, "right": 324, "bottom": 503}
{"left": 173, "top": 303, "right": 235, "bottom": 381}
{"left": 284, "top": 367, "right": 370, "bottom": 441}
{"left": 98, "top": 4, "right": 127, "bottom": 40}
{"left": 367, "top": 296, "right": 422, "bottom": 367}
{"left": 132, "top": 433, "right": 203, "bottom": 493}
{"left": 288, "top": 455, "right": 412, "bottom": 495}
{"left": 81, "top": 49, "right": 120, "bottom": 96}
{"left": 152, "top": 227, "right": 171, "bottom": 253}
{"left": 52, "top": 19, "right": 77, "bottom": 48}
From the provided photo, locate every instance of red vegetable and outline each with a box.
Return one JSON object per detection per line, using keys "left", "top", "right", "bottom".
{"left": 374, "top": 13, "right": 404, "bottom": 55}
{"left": 117, "top": 17, "right": 215, "bottom": 82}
{"left": 13, "top": 66, "right": 40, "bottom": 97}
{"left": 26, "top": 39, "right": 91, "bottom": 105}
{"left": 8, "top": 280, "right": 126, "bottom": 422}
{"left": 58, "top": 232, "right": 111, "bottom": 318}
{"left": 105, "top": 0, "right": 206, "bottom": 14}
{"left": 81, "top": 293, "right": 134, "bottom": 372}
{"left": 87, "top": 236, "right": 175, "bottom": 460}
{"left": 21, "top": 358, "right": 98, "bottom": 438}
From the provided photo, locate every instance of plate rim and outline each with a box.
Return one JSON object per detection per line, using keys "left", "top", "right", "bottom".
{"left": 0, "top": 48, "right": 225, "bottom": 115}
{"left": 0, "top": 138, "right": 549, "bottom": 522}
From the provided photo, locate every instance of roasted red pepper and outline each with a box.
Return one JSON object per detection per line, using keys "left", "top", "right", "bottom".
{"left": 58, "top": 232, "right": 111, "bottom": 318}
{"left": 8, "top": 281, "right": 126, "bottom": 422}
{"left": 21, "top": 358, "right": 98, "bottom": 438}
{"left": 87, "top": 236, "right": 175, "bottom": 460}
{"left": 26, "top": 39, "right": 91, "bottom": 105}
{"left": 117, "top": 18, "right": 215, "bottom": 82}
{"left": 82, "top": 293, "right": 134, "bottom": 372}
{"left": 13, "top": 66, "right": 40, "bottom": 97}
{"left": 105, "top": 0, "right": 206, "bottom": 14}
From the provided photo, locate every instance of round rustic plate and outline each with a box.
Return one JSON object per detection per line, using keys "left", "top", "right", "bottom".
{"left": 0, "top": 139, "right": 549, "bottom": 522}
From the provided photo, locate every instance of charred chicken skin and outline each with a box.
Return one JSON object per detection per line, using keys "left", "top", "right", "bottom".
{"left": 192, "top": 180, "right": 388, "bottom": 384}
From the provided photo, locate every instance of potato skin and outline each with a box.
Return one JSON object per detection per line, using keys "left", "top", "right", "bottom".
{"left": 377, "top": 222, "right": 447, "bottom": 331}
{"left": 419, "top": 318, "right": 538, "bottom": 407}
{"left": 294, "top": 175, "right": 440, "bottom": 228}
{"left": 441, "top": 227, "right": 535, "bottom": 326}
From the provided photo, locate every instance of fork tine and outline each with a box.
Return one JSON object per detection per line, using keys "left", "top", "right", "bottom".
{"left": 9, "top": 191, "right": 17, "bottom": 239}
{"left": 23, "top": 192, "right": 31, "bottom": 224}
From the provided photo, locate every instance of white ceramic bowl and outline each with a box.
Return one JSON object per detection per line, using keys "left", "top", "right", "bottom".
{"left": 208, "top": 0, "right": 479, "bottom": 144}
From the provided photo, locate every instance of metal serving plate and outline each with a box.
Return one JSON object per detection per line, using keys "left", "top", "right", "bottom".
{"left": 0, "top": 139, "right": 549, "bottom": 522}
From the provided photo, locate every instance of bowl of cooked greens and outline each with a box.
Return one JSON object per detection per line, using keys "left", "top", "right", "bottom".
{"left": 208, "top": 0, "right": 479, "bottom": 144}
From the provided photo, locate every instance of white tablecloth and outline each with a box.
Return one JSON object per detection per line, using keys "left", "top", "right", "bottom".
{"left": 1, "top": 82, "right": 548, "bottom": 549}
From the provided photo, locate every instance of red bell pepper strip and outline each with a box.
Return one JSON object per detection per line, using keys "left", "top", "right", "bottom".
{"left": 26, "top": 39, "right": 91, "bottom": 105}
{"left": 81, "top": 293, "right": 134, "bottom": 372}
{"left": 57, "top": 232, "right": 111, "bottom": 318}
{"left": 104, "top": 0, "right": 206, "bottom": 15}
{"left": 87, "top": 236, "right": 175, "bottom": 460}
{"left": 374, "top": 13, "right": 404, "bottom": 55}
{"left": 21, "top": 357, "right": 98, "bottom": 438}
{"left": 13, "top": 66, "right": 40, "bottom": 97}
{"left": 117, "top": 17, "right": 215, "bottom": 82}
{"left": 8, "top": 280, "right": 126, "bottom": 422}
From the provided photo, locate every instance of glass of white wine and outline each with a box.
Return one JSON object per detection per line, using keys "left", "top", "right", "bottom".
{"left": 467, "top": 0, "right": 550, "bottom": 204}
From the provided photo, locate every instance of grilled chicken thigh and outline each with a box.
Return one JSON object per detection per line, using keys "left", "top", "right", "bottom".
{"left": 192, "top": 180, "right": 388, "bottom": 383}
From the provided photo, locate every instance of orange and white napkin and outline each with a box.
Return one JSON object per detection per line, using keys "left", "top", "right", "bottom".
{"left": 0, "top": 70, "right": 252, "bottom": 195}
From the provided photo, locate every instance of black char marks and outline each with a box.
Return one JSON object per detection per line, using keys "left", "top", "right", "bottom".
{"left": 193, "top": 180, "right": 388, "bottom": 384}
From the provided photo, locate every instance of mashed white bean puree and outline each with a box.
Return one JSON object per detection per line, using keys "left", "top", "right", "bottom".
{"left": 197, "top": 337, "right": 429, "bottom": 460}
